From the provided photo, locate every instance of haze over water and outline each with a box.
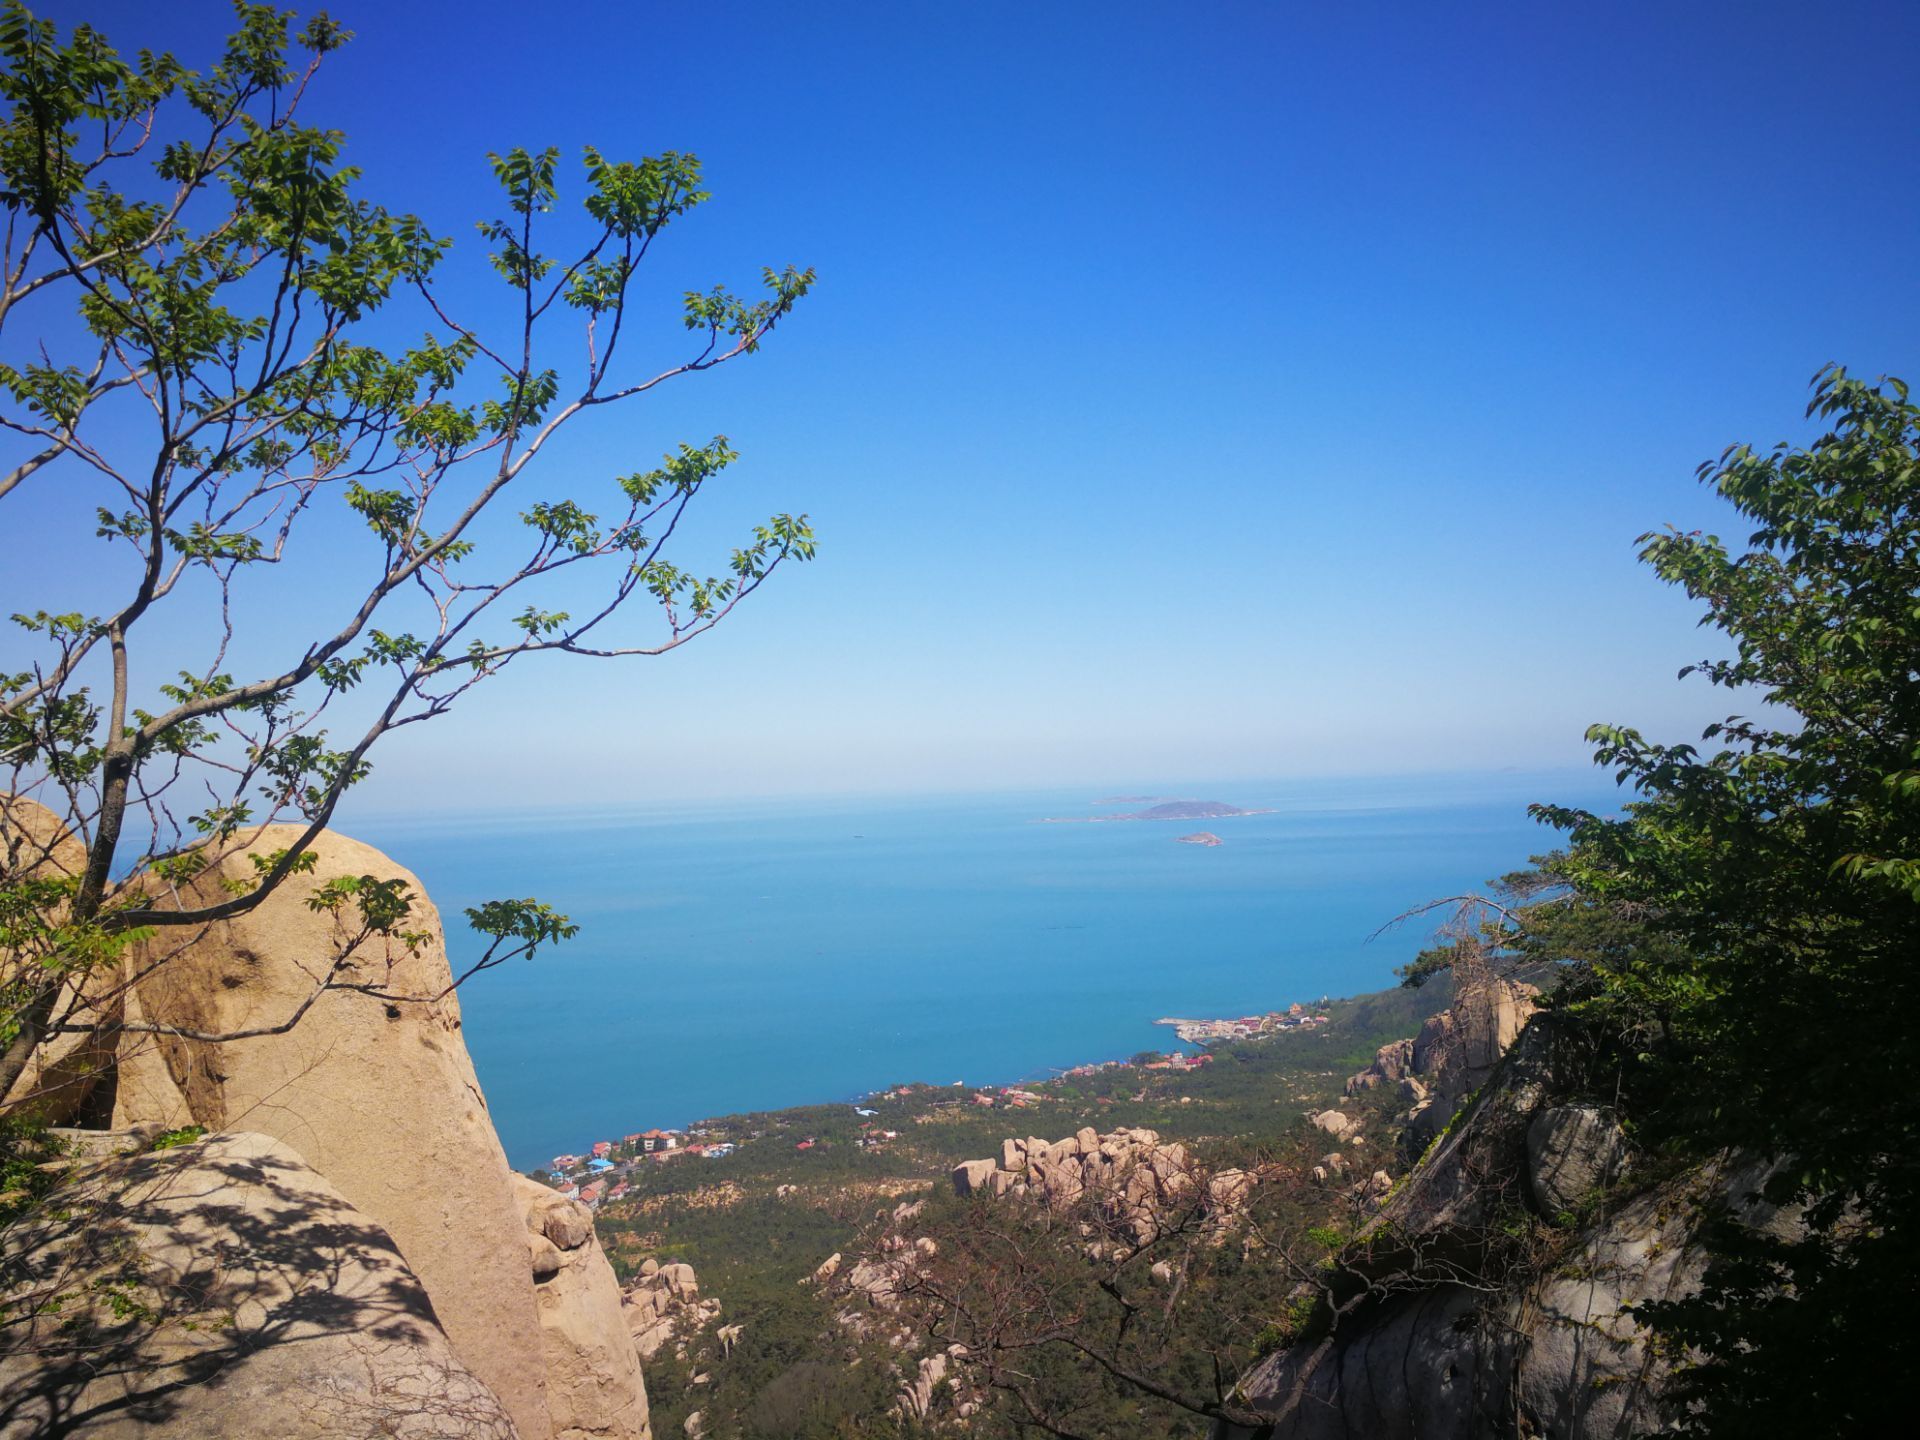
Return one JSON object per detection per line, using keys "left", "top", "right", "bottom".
{"left": 359, "top": 770, "right": 1615, "bottom": 1168}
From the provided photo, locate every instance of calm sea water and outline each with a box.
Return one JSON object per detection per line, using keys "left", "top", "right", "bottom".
{"left": 356, "top": 771, "right": 1611, "bottom": 1169}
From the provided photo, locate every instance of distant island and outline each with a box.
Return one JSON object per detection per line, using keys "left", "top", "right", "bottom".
{"left": 1177, "top": 831, "right": 1223, "bottom": 847}
{"left": 1092, "top": 794, "right": 1173, "bottom": 805}
{"left": 1039, "top": 798, "right": 1273, "bottom": 823}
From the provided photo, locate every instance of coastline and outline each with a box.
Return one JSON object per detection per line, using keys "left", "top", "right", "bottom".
{"left": 527, "top": 997, "right": 1337, "bottom": 1171}
{"left": 410, "top": 774, "right": 1609, "bottom": 1168}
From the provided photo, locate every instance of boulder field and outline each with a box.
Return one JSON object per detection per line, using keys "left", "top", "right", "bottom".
{"left": 0, "top": 804, "right": 651, "bottom": 1440}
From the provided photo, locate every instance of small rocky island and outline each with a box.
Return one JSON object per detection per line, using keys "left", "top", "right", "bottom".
{"left": 1177, "top": 831, "right": 1223, "bottom": 846}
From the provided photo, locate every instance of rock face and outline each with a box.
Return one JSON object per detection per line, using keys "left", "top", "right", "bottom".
{"left": 0, "top": 1130, "right": 516, "bottom": 1439}
{"left": 1344, "top": 948, "right": 1536, "bottom": 1140}
{"left": 512, "top": 1176, "right": 653, "bottom": 1440}
{"left": 1213, "top": 1013, "right": 1794, "bottom": 1440}
{"left": 2, "top": 818, "right": 659, "bottom": 1439}
{"left": 107, "top": 825, "right": 553, "bottom": 1439}
{"left": 1526, "top": 1103, "right": 1629, "bottom": 1219}
{"left": 0, "top": 797, "right": 117, "bottom": 1125}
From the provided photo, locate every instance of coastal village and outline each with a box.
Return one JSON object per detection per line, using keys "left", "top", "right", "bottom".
{"left": 541, "top": 1000, "right": 1336, "bottom": 1201}
{"left": 1154, "top": 999, "right": 1331, "bottom": 1045}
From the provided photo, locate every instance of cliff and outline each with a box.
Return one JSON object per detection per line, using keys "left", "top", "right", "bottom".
{"left": 1212, "top": 998, "right": 1799, "bottom": 1439}
{"left": 0, "top": 807, "right": 652, "bottom": 1440}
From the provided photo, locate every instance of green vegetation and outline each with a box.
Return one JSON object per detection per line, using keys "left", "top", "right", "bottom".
{"left": 1528, "top": 368, "right": 1917, "bottom": 1438}
{"left": 1391, "top": 368, "right": 1916, "bottom": 1439}
{"left": 594, "top": 981, "right": 1447, "bottom": 1439}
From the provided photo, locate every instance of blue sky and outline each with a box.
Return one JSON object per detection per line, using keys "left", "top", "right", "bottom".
{"left": 9, "top": 1, "right": 1920, "bottom": 809}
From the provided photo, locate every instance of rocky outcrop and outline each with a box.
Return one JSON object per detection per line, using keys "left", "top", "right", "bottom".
{"left": 3, "top": 821, "right": 656, "bottom": 1440}
{"left": 0, "top": 1129, "right": 516, "bottom": 1438}
{"left": 952, "top": 1126, "right": 1254, "bottom": 1249}
{"left": 513, "top": 1176, "right": 653, "bottom": 1440}
{"left": 1214, "top": 1012, "right": 1794, "bottom": 1440}
{"left": 107, "top": 825, "right": 554, "bottom": 1438}
{"left": 1344, "top": 949, "right": 1536, "bottom": 1140}
{"left": 897, "top": 1346, "right": 980, "bottom": 1422}
{"left": 622, "top": 1259, "right": 721, "bottom": 1363}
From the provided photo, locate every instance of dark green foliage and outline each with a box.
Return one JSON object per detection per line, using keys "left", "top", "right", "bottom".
{"left": 1529, "top": 368, "right": 1918, "bottom": 1436}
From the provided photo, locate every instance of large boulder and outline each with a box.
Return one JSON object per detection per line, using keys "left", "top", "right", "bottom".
{"left": 1526, "top": 1104, "right": 1629, "bottom": 1219}
{"left": 511, "top": 1176, "right": 652, "bottom": 1440}
{"left": 951, "top": 1158, "right": 995, "bottom": 1195}
{"left": 0, "top": 1130, "right": 516, "bottom": 1439}
{"left": 115, "top": 825, "right": 550, "bottom": 1440}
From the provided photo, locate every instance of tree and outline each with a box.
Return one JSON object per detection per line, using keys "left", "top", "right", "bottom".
{"left": 1526, "top": 366, "right": 1918, "bottom": 1436}
{"left": 0, "top": 3, "right": 815, "bottom": 1107}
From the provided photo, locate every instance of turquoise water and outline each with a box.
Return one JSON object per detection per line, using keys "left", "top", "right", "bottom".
{"left": 357, "top": 771, "right": 1610, "bottom": 1169}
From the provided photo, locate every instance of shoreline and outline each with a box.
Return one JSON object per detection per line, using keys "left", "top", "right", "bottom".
{"left": 523, "top": 996, "right": 1338, "bottom": 1171}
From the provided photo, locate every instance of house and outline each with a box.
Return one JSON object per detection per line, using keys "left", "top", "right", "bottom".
{"left": 607, "top": 1183, "right": 629, "bottom": 1201}
{"left": 588, "top": 1157, "right": 614, "bottom": 1172}
{"left": 854, "top": 1107, "right": 877, "bottom": 1117}
{"left": 795, "top": 1138, "right": 816, "bottom": 1151}
{"left": 590, "top": 1140, "right": 612, "bottom": 1159}
{"left": 704, "top": 1143, "right": 735, "bottom": 1159}
{"left": 550, "top": 1154, "right": 582, "bottom": 1172}
{"left": 637, "top": 1128, "right": 679, "bottom": 1155}
{"left": 579, "top": 1181, "right": 605, "bottom": 1206}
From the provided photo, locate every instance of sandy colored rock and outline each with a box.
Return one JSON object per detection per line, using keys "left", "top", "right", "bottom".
{"left": 525, "top": 1183, "right": 596, "bottom": 1251}
{"left": 1346, "top": 1036, "right": 1415, "bottom": 1095}
{"left": 513, "top": 1176, "right": 652, "bottom": 1440}
{"left": 116, "top": 824, "right": 549, "bottom": 1440}
{"left": 0, "top": 1130, "right": 516, "bottom": 1439}
{"left": 109, "top": 987, "right": 195, "bottom": 1131}
{"left": 529, "top": 1229, "right": 565, "bottom": 1281}
{"left": 900, "top": 1352, "right": 949, "bottom": 1419}
{"left": 0, "top": 797, "right": 118, "bottom": 1125}
{"left": 952, "top": 1158, "right": 995, "bottom": 1195}
{"left": 623, "top": 1256, "right": 722, "bottom": 1364}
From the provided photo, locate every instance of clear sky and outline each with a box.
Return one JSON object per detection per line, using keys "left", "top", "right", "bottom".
{"left": 8, "top": 1, "right": 1920, "bottom": 811}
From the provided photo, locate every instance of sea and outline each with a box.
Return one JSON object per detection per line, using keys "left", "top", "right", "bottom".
{"left": 355, "top": 769, "right": 1616, "bottom": 1170}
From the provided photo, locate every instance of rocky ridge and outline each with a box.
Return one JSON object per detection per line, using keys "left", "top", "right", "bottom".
{"left": 1213, "top": 980, "right": 1797, "bottom": 1440}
